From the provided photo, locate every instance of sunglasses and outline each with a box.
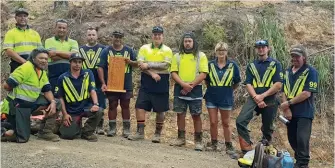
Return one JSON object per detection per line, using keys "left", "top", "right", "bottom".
{"left": 255, "top": 40, "right": 268, "bottom": 46}
{"left": 56, "top": 19, "right": 68, "bottom": 24}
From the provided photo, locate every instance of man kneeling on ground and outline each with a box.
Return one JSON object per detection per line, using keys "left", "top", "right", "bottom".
{"left": 55, "top": 53, "right": 103, "bottom": 142}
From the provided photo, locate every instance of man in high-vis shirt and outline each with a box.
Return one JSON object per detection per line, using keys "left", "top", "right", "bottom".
{"left": 280, "top": 45, "right": 318, "bottom": 168}
{"left": 98, "top": 30, "right": 137, "bottom": 138}
{"left": 79, "top": 27, "right": 106, "bottom": 135}
{"left": 55, "top": 53, "right": 103, "bottom": 142}
{"left": 3, "top": 48, "right": 60, "bottom": 143}
{"left": 236, "top": 40, "right": 283, "bottom": 154}
{"left": 170, "top": 32, "right": 208, "bottom": 151}
{"left": 45, "top": 19, "right": 79, "bottom": 93}
{"left": 128, "top": 26, "right": 173, "bottom": 143}
{"left": 3, "top": 8, "right": 42, "bottom": 72}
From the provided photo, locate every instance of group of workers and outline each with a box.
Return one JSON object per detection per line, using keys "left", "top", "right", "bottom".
{"left": 1, "top": 8, "right": 318, "bottom": 168}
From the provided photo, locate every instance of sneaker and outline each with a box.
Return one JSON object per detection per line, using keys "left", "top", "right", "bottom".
{"left": 170, "top": 138, "right": 186, "bottom": 147}
{"left": 194, "top": 141, "right": 204, "bottom": 151}
{"left": 205, "top": 142, "right": 221, "bottom": 151}
{"left": 81, "top": 134, "right": 98, "bottom": 142}
{"left": 127, "top": 132, "right": 144, "bottom": 141}
{"left": 37, "top": 133, "right": 60, "bottom": 142}
{"left": 96, "top": 127, "right": 105, "bottom": 135}
{"left": 152, "top": 134, "right": 161, "bottom": 143}
{"left": 226, "top": 142, "right": 239, "bottom": 159}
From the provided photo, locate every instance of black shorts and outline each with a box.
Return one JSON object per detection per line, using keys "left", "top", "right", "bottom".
{"left": 135, "top": 90, "right": 169, "bottom": 113}
{"left": 106, "top": 91, "right": 133, "bottom": 102}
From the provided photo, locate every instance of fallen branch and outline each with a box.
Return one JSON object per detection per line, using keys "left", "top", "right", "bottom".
{"left": 310, "top": 46, "right": 334, "bottom": 56}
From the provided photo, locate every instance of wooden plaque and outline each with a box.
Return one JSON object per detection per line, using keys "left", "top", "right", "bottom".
{"left": 107, "top": 57, "right": 126, "bottom": 93}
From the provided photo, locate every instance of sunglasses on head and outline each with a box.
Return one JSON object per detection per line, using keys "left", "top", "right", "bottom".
{"left": 56, "top": 19, "right": 68, "bottom": 24}
{"left": 255, "top": 40, "right": 268, "bottom": 46}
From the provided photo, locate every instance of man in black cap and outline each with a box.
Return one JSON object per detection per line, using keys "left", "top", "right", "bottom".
{"left": 128, "top": 26, "right": 173, "bottom": 143}
{"left": 3, "top": 8, "right": 43, "bottom": 72}
{"left": 280, "top": 45, "right": 318, "bottom": 168}
{"left": 236, "top": 40, "right": 283, "bottom": 154}
{"left": 98, "top": 30, "right": 137, "bottom": 138}
{"left": 55, "top": 53, "right": 103, "bottom": 142}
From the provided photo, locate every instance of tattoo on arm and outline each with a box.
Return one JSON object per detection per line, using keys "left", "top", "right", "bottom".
{"left": 147, "top": 62, "right": 169, "bottom": 70}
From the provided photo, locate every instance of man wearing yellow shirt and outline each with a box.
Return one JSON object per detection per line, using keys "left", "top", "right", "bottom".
{"left": 170, "top": 32, "right": 208, "bottom": 151}
{"left": 128, "top": 26, "right": 173, "bottom": 143}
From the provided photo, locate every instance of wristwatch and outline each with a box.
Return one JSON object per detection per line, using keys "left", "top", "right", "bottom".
{"left": 288, "top": 100, "right": 292, "bottom": 106}
{"left": 94, "top": 103, "right": 99, "bottom": 106}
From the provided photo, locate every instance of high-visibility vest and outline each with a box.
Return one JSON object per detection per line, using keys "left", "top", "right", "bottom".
{"left": 284, "top": 68, "right": 309, "bottom": 99}
{"left": 8, "top": 61, "right": 49, "bottom": 102}
{"left": 62, "top": 72, "right": 90, "bottom": 103}
{"left": 208, "top": 62, "right": 234, "bottom": 86}
{"left": 107, "top": 49, "right": 131, "bottom": 73}
{"left": 79, "top": 47, "right": 103, "bottom": 69}
{"left": 249, "top": 61, "right": 277, "bottom": 88}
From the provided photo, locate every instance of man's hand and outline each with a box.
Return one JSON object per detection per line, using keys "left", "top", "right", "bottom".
{"left": 48, "top": 50, "right": 56, "bottom": 58}
{"left": 101, "top": 84, "right": 107, "bottom": 92}
{"left": 125, "top": 58, "right": 131, "bottom": 64}
{"left": 283, "top": 108, "right": 292, "bottom": 120}
{"left": 151, "top": 73, "right": 161, "bottom": 82}
{"left": 181, "top": 82, "right": 193, "bottom": 93}
{"left": 253, "top": 94, "right": 265, "bottom": 104}
{"left": 90, "top": 105, "right": 99, "bottom": 112}
{"left": 63, "top": 114, "right": 72, "bottom": 127}
{"left": 280, "top": 101, "right": 290, "bottom": 111}
{"left": 139, "top": 62, "right": 149, "bottom": 70}
{"left": 257, "top": 101, "right": 267, "bottom": 108}
{"left": 45, "top": 100, "right": 57, "bottom": 116}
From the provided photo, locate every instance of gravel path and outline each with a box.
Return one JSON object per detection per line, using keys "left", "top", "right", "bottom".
{"left": 1, "top": 135, "right": 238, "bottom": 168}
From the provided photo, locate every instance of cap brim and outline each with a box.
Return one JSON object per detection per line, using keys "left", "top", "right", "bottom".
{"left": 290, "top": 52, "right": 303, "bottom": 57}
{"left": 254, "top": 45, "right": 268, "bottom": 47}
{"left": 15, "top": 12, "right": 29, "bottom": 16}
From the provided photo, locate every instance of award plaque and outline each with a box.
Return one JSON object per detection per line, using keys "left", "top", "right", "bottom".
{"left": 107, "top": 56, "right": 126, "bottom": 93}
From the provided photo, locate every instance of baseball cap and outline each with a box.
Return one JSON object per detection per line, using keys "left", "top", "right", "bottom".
{"left": 152, "top": 26, "right": 164, "bottom": 33}
{"left": 290, "top": 45, "right": 307, "bottom": 57}
{"left": 15, "top": 8, "right": 29, "bottom": 16}
{"left": 112, "top": 31, "right": 124, "bottom": 37}
{"left": 69, "top": 53, "right": 85, "bottom": 62}
{"left": 254, "top": 40, "right": 269, "bottom": 47}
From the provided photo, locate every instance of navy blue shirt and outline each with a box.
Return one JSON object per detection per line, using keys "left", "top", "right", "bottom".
{"left": 204, "top": 59, "right": 241, "bottom": 107}
{"left": 283, "top": 64, "right": 318, "bottom": 119}
{"left": 79, "top": 44, "right": 105, "bottom": 88}
{"left": 98, "top": 45, "right": 136, "bottom": 91}
{"left": 244, "top": 57, "right": 283, "bottom": 100}
{"left": 55, "top": 69, "right": 96, "bottom": 115}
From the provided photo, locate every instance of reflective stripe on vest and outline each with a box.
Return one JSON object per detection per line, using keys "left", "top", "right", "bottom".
{"left": 250, "top": 61, "right": 276, "bottom": 88}
{"left": 176, "top": 52, "right": 200, "bottom": 77}
{"left": 209, "top": 63, "right": 234, "bottom": 86}
{"left": 107, "top": 50, "right": 130, "bottom": 73}
{"left": 284, "top": 68, "right": 309, "bottom": 99}
{"left": 62, "top": 72, "right": 90, "bottom": 103}
{"left": 80, "top": 47, "right": 103, "bottom": 69}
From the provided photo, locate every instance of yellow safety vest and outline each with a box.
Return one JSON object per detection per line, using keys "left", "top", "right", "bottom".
{"left": 208, "top": 62, "right": 234, "bottom": 86}
{"left": 249, "top": 61, "right": 276, "bottom": 88}
{"left": 8, "top": 61, "right": 49, "bottom": 102}
{"left": 62, "top": 72, "right": 90, "bottom": 103}
{"left": 284, "top": 68, "right": 309, "bottom": 99}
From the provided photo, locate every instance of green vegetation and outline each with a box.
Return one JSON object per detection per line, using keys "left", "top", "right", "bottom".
{"left": 201, "top": 21, "right": 226, "bottom": 50}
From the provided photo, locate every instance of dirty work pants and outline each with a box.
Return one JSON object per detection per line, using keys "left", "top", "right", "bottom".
{"left": 287, "top": 117, "right": 312, "bottom": 167}
{"left": 59, "top": 108, "right": 103, "bottom": 140}
{"left": 7, "top": 96, "right": 60, "bottom": 143}
{"left": 236, "top": 96, "right": 278, "bottom": 145}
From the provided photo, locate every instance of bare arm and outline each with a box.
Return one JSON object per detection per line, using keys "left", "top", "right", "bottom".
{"left": 191, "top": 73, "right": 207, "bottom": 86}
{"left": 289, "top": 91, "right": 311, "bottom": 105}
{"left": 171, "top": 72, "right": 185, "bottom": 86}
{"left": 90, "top": 90, "right": 98, "bottom": 104}
{"left": 59, "top": 97, "right": 68, "bottom": 116}
{"left": 261, "top": 82, "right": 282, "bottom": 98}
{"left": 127, "top": 60, "right": 138, "bottom": 67}
{"left": 5, "top": 49, "right": 26, "bottom": 64}
{"left": 97, "top": 67, "right": 106, "bottom": 85}
{"left": 43, "top": 91, "right": 55, "bottom": 102}
{"left": 246, "top": 84, "right": 257, "bottom": 98}
{"left": 147, "top": 62, "right": 169, "bottom": 70}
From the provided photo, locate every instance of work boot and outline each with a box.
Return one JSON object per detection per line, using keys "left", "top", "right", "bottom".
{"left": 96, "top": 118, "right": 105, "bottom": 135}
{"left": 37, "top": 132, "right": 60, "bottom": 142}
{"left": 128, "top": 124, "right": 145, "bottom": 141}
{"left": 225, "top": 142, "right": 239, "bottom": 159}
{"left": 238, "top": 136, "right": 252, "bottom": 154}
{"left": 81, "top": 134, "right": 98, "bottom": 142}
{"left": 170, "top": 130, "right": 186, "bottom": 146}
{"left": 152, "top": 123, "right": 163, "bottom": 143}
{"left": 122, "top": 120, "right": 131, "bottom": 138}
{"left": 205, "top": 140, "right": 219, "bottom": 151}
{"left": 107, "top": 120, "right": 116, "bottom": 137}
{"left": 194, "top": 132, "right": 204, "bottom": 151}
{"left": 1, "top": 132, "right": 16, "bottom": 142}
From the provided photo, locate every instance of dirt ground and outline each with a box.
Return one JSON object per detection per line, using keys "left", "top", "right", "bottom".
{"left": 1, "top": 135, "right": 239, "bottom": 168}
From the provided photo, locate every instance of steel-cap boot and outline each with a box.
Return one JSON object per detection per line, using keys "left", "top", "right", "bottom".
{"left": 127, "top": 124, "right": 145, "bottom": 141}
{"left": 107, "top": 121, "right": 116, "bottom": 137}
{"left": 122, "top": 121, "right": 131, "bottom": 138}
{"left": 170, "top": 130, "right": 186, "bottom": 146}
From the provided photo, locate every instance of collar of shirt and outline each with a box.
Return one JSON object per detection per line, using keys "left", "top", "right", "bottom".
{"left": 151, "top": 43, "right": 163, "bottom": 49}
{"left": 16, "top": 24, "right": 30, "bottom": 31}
{"left": 54, "top": 36, "right": 69, "bottom": 41}
{"left": 65, "top": 69, "right": 86, "bottom": 79}
{"left": 213, "top": 58, "right": 231, "bottom": 69}
{"left": 288, "top": 64, "right": 308, "bottom": 75}
{"left": 256, "top": 56, "right": 272, "bottom": 64}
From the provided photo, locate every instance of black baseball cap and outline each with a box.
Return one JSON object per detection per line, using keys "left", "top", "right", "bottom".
{"left": 69, "top": 53, "right": 85, "bottom": 62}
{"left": 152, "top": 26, "right": 164, "bottom": 33}
{"left": 112, "top": 31, "right": 124, "bottom": 37}
{"left": 254, "top": 40, "right": 269, "bottom": 47}
{"left": 15, "top": 8, "right": 29, "bottom": 16}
